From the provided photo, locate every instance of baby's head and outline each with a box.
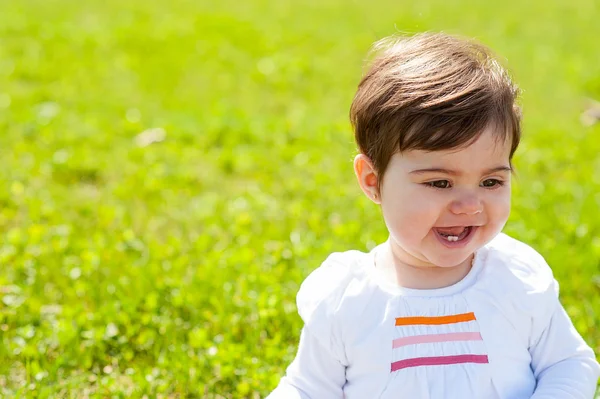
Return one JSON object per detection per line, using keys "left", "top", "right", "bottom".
{"left": 350, "top": 32, "right": 521, "bottom": 269}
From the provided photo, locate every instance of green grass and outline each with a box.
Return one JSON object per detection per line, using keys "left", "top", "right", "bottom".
{"left": 0, "top": 0, "right": 599, "bottom": 397}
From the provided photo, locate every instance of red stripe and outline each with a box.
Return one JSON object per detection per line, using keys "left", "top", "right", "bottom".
{"left": 390, "top": 354, "right": 489, "bottom": 372}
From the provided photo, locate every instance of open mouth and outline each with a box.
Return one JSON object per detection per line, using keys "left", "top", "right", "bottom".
{"left": 433, "top": 226, "right": 476, "bottom": 246}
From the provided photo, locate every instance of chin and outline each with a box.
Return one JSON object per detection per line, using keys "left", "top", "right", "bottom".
{"left": 427, "top": 251, "right": 474, "bottom": 268}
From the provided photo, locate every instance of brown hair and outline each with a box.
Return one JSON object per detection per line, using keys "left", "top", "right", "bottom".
{"left": 350, "top": 32, "right": 521, "bottom": 190}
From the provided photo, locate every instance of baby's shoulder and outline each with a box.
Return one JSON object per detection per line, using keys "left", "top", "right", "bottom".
{"left": 480, "top": 233, "right": 557, "bottom": 299}
{"left": 296, "top": 250, "right": 371, "bottom": 325}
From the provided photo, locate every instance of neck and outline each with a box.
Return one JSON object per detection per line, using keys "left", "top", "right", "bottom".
{"left": 376, "top": 241, "right": 474, "bottom": 290}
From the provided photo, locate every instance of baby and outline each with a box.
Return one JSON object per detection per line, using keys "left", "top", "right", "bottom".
{"left": 268, "top": 32, "right": 600, "bottom": 398}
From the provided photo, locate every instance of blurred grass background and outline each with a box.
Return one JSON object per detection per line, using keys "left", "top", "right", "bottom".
{"left": 0, "top": 0, "right": 600, "bottom": 397}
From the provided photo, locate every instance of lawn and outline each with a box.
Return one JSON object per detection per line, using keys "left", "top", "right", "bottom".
{"left": 0, "top": 0, "right": 599, "bottom": 397}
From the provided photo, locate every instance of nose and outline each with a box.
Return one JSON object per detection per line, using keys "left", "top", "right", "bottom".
{"left": 449, "top": 190, "right": 483, "bottom": 215}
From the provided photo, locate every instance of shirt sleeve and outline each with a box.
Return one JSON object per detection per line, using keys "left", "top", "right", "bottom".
{"left": 267, "top": 252, "right": 356, "bottom": 399}
{"left": 529, "top": 280, "right": 600, "bottom": 398}
{"left": 266, "top": 326, "right": 346, "bottom": 399}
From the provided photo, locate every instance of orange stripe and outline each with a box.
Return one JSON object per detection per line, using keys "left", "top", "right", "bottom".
{"left": 395, "top": 312, "right": 476, "bottom": 326}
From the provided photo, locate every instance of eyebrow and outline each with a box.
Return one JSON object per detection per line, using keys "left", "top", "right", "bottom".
{"left": 409, "top": 166, "right": 512, "bottom": 176}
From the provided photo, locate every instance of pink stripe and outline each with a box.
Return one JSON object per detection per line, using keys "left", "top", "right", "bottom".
{"left": 391, "top": 354, "right": 489, "bottom": 372}
{"left": 392, "top": 332, "right": 482, "bottom": 348}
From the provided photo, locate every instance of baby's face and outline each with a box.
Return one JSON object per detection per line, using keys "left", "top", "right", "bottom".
{"left": 379, "top": 126, "right": 512, "bottom": 269}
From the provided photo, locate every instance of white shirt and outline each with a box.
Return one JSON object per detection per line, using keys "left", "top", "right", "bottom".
{"left": 268, "top": 233, "right": 600, "bottom": 398}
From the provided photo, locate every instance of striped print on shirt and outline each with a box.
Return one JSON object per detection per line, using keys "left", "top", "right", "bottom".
{"left": 391, "top": 312, "right": 489, "bottom": 372}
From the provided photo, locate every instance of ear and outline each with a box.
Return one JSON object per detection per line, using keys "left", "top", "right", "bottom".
{"left": 354, "top": 154, "right": 381, "bottom": 204}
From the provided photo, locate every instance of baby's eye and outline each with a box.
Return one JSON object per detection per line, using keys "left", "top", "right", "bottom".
{"left": 481, "top": 179, "right": 503, "bottom": 188}
{"left": 426, "top": 180, "right": 451, "bottom": 189}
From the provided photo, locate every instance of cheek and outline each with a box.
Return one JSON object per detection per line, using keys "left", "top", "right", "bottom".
{"left": 381, "top": 189, "right": 442, "bottom": 232}
{"left": 486, "top": 191, "right": 511, "bottom": 222}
